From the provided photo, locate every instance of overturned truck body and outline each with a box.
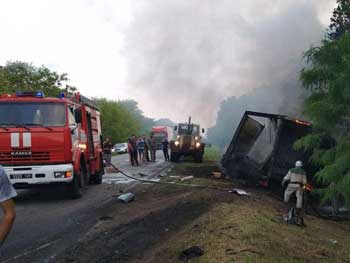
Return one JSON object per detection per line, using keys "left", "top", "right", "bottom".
{"left": 222, "top": 111, "right": 311, "bottom": 188}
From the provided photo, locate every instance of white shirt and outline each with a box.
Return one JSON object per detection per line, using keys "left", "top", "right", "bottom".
{"left": 0, "top": 166, "right": 17, "bottom": 202}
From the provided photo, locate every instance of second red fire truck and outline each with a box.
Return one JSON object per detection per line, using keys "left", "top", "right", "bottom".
{"left": 0, "top": 91, "right": 104, "bottom": 198}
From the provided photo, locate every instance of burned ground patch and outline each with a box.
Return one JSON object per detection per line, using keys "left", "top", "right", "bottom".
{"left": 58, "top": 189, "right": 211, "bottom": 263}
{"left": 181, "top": 164, "right": 218, "bottom": 179}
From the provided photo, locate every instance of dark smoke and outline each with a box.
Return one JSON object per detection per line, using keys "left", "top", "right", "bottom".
{"left": 123, "top": 0, "right": 333, "bottom": 128}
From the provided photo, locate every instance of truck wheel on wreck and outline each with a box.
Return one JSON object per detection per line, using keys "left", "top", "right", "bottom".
{"left": 68, "top": 163, "right": 86, "bottom": 199}
{"left": 170, "top": 152, "right": 179, "bottom": 162}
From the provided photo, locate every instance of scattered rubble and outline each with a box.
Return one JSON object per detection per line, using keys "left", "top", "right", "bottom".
{"left": 99, "top": 216, "right": 113, "bottom": 221}
{"left": 229, "top": 188, "right": 251, "bottom": 196}
{"left": 105, "top": 166, "right": 120, "bottom": 173}
{"left": 212, "top": 172, "right": 222, "bottom": 179}
{"left": 180, "top": 176, "right": 194, "bottom": 181}
{"left": 118, "top": 193, "right": 135, "bottom": 203}
{"left": 225, "top": 248, "right": 263, "bottom": 256}
{"left": 329, "top": 239, "right": 338, "bottom": 245}
{"left": 179, "top": 246, "right": 204, "bottom": 261}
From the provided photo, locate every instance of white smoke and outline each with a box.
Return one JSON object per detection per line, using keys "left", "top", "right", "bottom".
{"left": 123, "top": 0, "right": 335, "bottom": 127}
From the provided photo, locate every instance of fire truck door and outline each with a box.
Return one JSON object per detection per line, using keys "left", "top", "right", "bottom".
{"left": 69, "top": 107, "right": 78, "bottom": 144}
{"left": 86, "top": 112, "right": 95, "bottom": 158}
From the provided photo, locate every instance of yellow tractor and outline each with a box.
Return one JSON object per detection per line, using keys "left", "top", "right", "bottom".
{"left": 170, "top": 117, "right": 205, "bottom": 162}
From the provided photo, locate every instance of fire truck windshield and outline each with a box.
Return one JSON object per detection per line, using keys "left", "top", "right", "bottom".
{"left": 0, "top": 102, "right": 66, "bottom": 127}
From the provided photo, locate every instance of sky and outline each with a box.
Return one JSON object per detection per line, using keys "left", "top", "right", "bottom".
{"left": 0, "top": 0, "right": 336, "bottom": 127}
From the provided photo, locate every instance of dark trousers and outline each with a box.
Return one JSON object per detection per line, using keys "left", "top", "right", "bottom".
{"left": 163, "top": 148, "right": 169, "bottom": 161}
{"left": 150, "top": 149, "right": 156, "bottom": 162}
{"left": 130, "top": 150, "right": 139, "bottom": 166}
{"left": 144, "top": 149, "right": 150, "bottom": 161}
{"left": 104, "top": 153, "right": 112, "bottom": 167}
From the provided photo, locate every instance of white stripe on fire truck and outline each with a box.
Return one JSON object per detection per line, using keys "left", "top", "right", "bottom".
{"left": 23, "top": 133, "right": 32, "bottom": 147}
{"left": 11, "top": 133, "right": 20, "bottom": 147}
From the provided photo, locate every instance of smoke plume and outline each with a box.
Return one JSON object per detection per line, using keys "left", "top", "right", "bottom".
{"left": 123, "top": 0, "right": 334, "bottom": 127}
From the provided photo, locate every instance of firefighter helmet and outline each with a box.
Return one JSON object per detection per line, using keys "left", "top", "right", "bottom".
{"left": 295, "top": 160, "right": 303, "bottom": 167}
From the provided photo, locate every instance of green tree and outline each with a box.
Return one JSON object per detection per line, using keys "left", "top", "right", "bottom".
{"left": 154, "top": 118, "right": 175, "bottom": 127}
{"left": 296, "top": 33, "right": 350, "bottom": 207}
{"left": 119, "top": 100, "right": 155, "bottom": 135}
{"left": 97, "top": 98, "right": 140, "bottom": 143}
{"left": 0, "top": 61, "right": 76, "bottom": 96}
{"left": 329, "top": 0, "right": 350, "bottom": 39}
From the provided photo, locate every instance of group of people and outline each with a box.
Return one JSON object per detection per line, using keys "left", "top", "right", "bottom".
{"left": 127, "top": 134, "right": 170, "bottom": 166}
{"left": 102, "top": 134, "right": 170, "bottom": 168}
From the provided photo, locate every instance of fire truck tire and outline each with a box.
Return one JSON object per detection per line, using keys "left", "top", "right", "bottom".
{"left": 92, "top": 157, "right": 104, "bottom": 185}
{"left": 68, "top": 163, "right": 86, "bottom": 199}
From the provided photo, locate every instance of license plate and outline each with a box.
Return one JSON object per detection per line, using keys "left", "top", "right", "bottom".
{"left": 10, "top": 173, "right": 32, "bottom": 179}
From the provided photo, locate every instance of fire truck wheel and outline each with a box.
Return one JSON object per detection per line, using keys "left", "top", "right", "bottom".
{"left": 92, "top": 158, "right": 104, "bottom": 185}
{"left": 68, "top": 163, "right": 86, "bottom": 199}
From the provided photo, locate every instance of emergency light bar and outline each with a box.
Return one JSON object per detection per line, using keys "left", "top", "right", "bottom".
{"left": 16, "top": 91, "right": 45, "bottom": 98}
{"left": 58, "top": 92, "right": 65, "bottom": 99}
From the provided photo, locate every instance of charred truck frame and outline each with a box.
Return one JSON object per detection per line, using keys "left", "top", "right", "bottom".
{"left": 221, "top": 111, "right": 311, "bottom": 189}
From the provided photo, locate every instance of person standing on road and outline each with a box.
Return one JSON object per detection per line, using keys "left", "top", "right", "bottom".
{"left": 0, "top": 166, "right": 17, "bottom": 256}
{"left": 128, "top": 135, "right": 139, "bottom": 166}
{"left": 162, "top": 137, "right": 170, "bottom": 161}
{"left": 143, "top": 135, "right": 150, "bottom": 162}
{"left": 149, "top": 134, "right": 157, "bottom": 162}
{"left": 282, "top": 161, "right": 307, "bottom": 214}
{"left": 137, "top": 137, "right": 145, "bottom": 162}
{"left": 103, "top": 137, "right": 113, "bottom": 167}
{"left": 127, "top": 138, "right": 134, "bottom": 166}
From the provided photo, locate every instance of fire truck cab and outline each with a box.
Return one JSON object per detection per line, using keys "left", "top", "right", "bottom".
{"left": 0, "top": 91, "right": 104, "bottom": 198}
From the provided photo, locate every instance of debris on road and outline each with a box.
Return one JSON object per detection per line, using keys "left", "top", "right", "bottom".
{"left": 329, "top": 239, "right": 338, "bottom": 245}
{"left": 118, "top": 193, "right": 135, "bottom": 203}
{"left": 180, "top": 176, "right": 194, "bottom": 181}
{"left": 212, "top": 171, "right": 222, "bottom": 179}
{"left": 225, "top": 248, "right": 263, "bottom": 256}
{"left": 105, "top": 166, "right": 120, "bottom": 173}
{"left": 99, "top": 216, "right": 113, "bottom": 221}
{"left": 179, "top": 246, "right": 204, "bottom": 261}
{"left": 229, "top": 188, "right": 251, "bottom": 196}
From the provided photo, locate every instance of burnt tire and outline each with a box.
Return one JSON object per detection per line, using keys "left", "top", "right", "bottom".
{"left": 170, "top": 152, "right": 179, "bottom": 162}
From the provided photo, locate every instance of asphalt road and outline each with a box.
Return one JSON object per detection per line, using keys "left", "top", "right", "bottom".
{"left": 1, "top": 151, "right": 171, "bottom": 263}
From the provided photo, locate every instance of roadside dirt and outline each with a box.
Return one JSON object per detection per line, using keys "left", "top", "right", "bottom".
{"left": 54, "top": 160, "right": 350, "bottom": 263}
{"left": 55, "top": 184, "right": 218, "bottom": 263}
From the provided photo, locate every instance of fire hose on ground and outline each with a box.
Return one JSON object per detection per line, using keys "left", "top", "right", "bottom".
{"left": 109, "top": 163, "right": 350, "bottom": 220}
{"left": 108, "top": 162, "right": 230, "bottom": 192}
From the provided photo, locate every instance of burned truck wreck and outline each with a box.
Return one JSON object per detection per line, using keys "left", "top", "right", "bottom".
{"left": 221, "top": 111, "right": 312, "bottom": 189}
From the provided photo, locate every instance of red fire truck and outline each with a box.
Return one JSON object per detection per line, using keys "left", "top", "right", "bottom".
{"left": 0, "top": 91, "right": 104, "bottom": 198}
{"left": 151, "top": 126, "right": 174, "bottom": 150}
